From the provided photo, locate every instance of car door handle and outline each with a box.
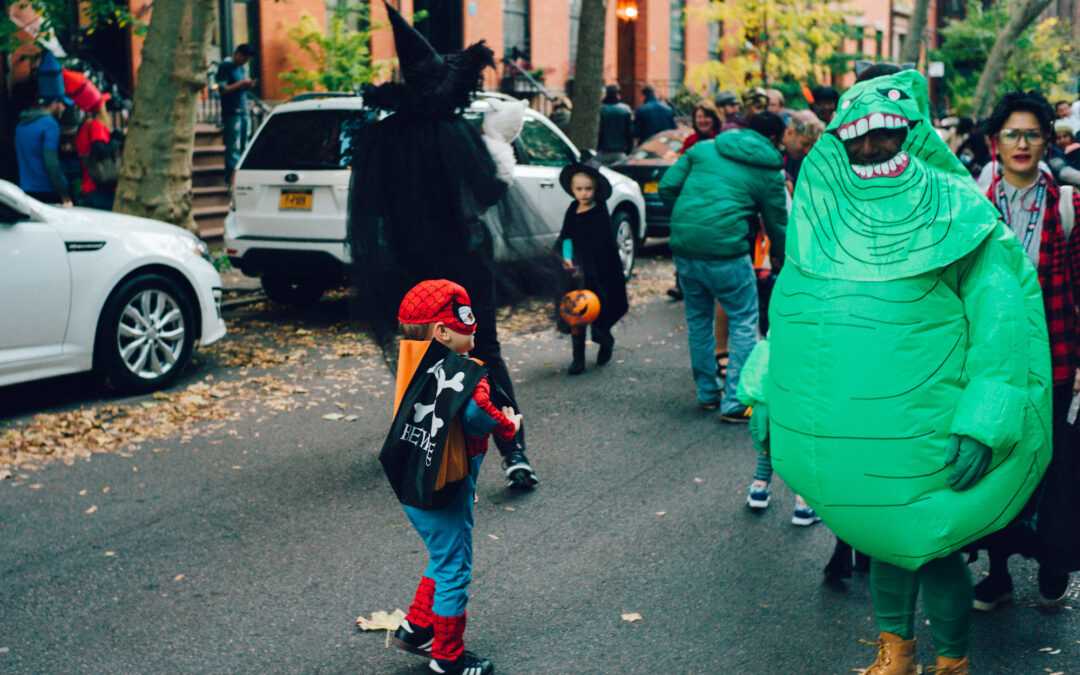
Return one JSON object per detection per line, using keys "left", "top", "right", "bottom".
{"left": 539, "top": 181, "right": 555, "bottom": 188}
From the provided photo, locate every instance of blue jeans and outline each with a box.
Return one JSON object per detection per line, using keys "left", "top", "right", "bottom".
{"left": 221, "top": 114, "right": 248, "bottom": 179}
{"left": 674, "top": 255, "right": 759, "bottom": 413}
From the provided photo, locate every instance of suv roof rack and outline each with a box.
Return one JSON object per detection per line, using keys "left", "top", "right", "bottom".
{"left": 473, "top": 91, "right": 522, "bottom": 103}
{"left": 288, "top": 91, "right": 360, "bottom": 103}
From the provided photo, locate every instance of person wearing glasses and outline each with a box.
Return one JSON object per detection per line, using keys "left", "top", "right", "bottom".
{"left": 970, "top": 89, "right": 1080, "bottom": 615}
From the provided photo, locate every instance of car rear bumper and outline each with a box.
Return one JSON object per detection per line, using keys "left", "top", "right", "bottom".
{"left": 228, "top": 246, "right": 349, "bottom": 281}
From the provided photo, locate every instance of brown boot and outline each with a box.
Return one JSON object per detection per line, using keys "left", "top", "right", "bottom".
{"left": 860, "top": 631, "right": 918, "bottom": 674}
{"left": 929, "top": 655, "right": 969, "bottom": 674}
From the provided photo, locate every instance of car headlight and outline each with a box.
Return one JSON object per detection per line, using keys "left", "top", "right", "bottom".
{"left": 193, "top": 238, "right": 211, "bottom": 262}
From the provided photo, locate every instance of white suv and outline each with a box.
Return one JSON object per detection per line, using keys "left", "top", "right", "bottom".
{"left": 224, "top": 92, "right": 646, "bottom": 305}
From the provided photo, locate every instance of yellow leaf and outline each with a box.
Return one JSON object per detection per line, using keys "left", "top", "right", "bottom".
{"left": 85, "top": 505, "right": 98, "bottom": 514}
{"left": 621, "top": 612, "right": 643, "bottom": 622}
{"left": 357, "top": 608, "right": 405, "bottom": 632}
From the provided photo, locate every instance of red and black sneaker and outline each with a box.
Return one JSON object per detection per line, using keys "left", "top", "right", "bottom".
{"left": 429, "top": 650, "right": 493, "bottom": 675}
{"left": 391, "top": 618, "right": 434, "bottom": 657}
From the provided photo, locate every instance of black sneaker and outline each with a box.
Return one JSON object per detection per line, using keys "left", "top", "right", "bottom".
{"left": 972, "top": 574, "right": 1013, "bottom": 612}
{"left": 391, "top": 618, "right": 433, "bottom": 657}
{"left": 1037, "top": 566, "right": 1070, "bottom": 610}
{"left": 503, "top": 450, "right": 537, "bottom": 490}
{"left": 429, "top": 650, "right": 493, "bottom": 675}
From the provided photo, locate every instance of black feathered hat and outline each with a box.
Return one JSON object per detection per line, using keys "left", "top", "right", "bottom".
{"left": 363, "top": 2, "right": 495, "bottom": 114}
{"left": 559, "top": 157, "right": 613, "bottom": 202}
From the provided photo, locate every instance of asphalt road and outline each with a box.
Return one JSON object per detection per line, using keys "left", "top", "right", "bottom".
{"left": 2, "top": 273, "right": 1078, "bottom": 674}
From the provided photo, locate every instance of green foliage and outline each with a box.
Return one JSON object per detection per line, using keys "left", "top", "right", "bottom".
{"left": 932, "top": 1, "right": 1074, "bottom": 115}
{"left": 279, "top": 2, "right": 398, "bottom": 96}
{"left": 1, "top": 0, "right": 145, "bottom": 53}
{"left": 686, "top": 0, "right": 860, "bottom": 92}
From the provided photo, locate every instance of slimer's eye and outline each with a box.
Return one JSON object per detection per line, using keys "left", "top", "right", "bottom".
{"left": 878, "top": 88, "right": 909, "bottom": 101}
{"left": 840, "top": 100, "right": 851, "bottom": 110}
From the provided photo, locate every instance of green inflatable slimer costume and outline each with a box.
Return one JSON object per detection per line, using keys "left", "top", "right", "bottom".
{"left": 739, "top": 70, "right": 1052, "bottom": 572}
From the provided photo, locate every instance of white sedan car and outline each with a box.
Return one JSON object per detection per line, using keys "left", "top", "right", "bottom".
{"left": 0, "top": 180, "right": 226, "bottom": 393}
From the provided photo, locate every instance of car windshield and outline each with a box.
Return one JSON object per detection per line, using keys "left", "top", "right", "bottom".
{"left": 240, "top": 109, "right": 374, "bottom": 171}
{"left": 630, "top": 129, "right": 692, "bottom": 161}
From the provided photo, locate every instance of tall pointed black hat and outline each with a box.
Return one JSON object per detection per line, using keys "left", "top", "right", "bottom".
{"left": 364, "top": 2, "right": 495, "bottom": 114}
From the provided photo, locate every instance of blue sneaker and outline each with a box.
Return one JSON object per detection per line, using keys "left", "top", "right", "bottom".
{"left": 747, "top": 483, "right": 770, "bottom": 509}
{"left": 792, "top": 504, "right": 821, "bottom": 526}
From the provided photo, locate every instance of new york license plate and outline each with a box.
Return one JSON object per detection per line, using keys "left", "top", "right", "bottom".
{"left": 279, "top": 190, "right": 313, "bottom": 210}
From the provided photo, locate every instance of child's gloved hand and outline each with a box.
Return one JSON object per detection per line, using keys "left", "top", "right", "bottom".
{"left": 501, "top": 406, "right": 522, "bottom": 434}
{"left": 749, "top": 403, "right": 769, "bottom": 453}
{"left": 945, "top": 434, "right": 991, "bottom": 491}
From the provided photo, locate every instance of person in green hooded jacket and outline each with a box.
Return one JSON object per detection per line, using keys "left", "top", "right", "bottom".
{"left": 659, "top": 111, "right": 788, "bottom": 421}
{"left": 737, "top": 69, "right": 1051, "bottom": 674}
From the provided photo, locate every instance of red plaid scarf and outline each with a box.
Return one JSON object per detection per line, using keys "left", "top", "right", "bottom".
{"left": 987, "top": 171, "right": 1080, "bottom": 385}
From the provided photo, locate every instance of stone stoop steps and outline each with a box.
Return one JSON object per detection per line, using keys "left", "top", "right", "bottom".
{"left": 192, "top": 123, "right": 228, "bottom": 240}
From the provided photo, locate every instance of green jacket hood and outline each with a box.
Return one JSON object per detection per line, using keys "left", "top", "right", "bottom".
{"left": 789, "top": 70, "right": 1001, "bottom": 282}
{"left": 714, "top": 129, "right": 784, "bottom": 170}
{"left": 17, "top": 108, "right": 51, "bottom": 125}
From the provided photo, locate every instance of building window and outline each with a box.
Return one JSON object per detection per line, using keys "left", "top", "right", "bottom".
{"left": 569, "top": 0, "right": 582, "bottom": 65}
{"left": 708, "top": 21, "right": 722, "bottom": 62}
{"left": 670, "top": 0, "right": 685, "bottom": 89}
{"left": 504, "top": 0, "right": 530, "bottom": 63}
{"left": 875, "top": 30, "right": 883, "bottom": 59}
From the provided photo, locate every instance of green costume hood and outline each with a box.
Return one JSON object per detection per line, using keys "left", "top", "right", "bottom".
{"left": 789, "top": 70, "right": 1002, "bottom": 281}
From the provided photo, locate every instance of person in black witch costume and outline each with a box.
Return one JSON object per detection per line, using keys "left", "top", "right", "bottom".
{"left": 349, "top": 2, "right": 539, "bottom": 490}
{"left": 555, "top": 160, "right": 629, "bottom": 374}
{"left": 384, "top": 279, "right": 520, "bottom": 675}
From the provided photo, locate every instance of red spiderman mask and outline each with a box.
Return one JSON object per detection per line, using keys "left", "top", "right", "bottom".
{"left": 397, "top": 279, "right": 477, "bottom": 335}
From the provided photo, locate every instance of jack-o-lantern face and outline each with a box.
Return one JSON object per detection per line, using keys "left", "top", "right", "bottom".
{"left": 559, "top": 289, "right": 601, "bottom": 326}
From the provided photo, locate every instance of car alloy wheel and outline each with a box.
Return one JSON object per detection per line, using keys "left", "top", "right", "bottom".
{"left": 612, "top": 210, "right": 637, "bottom": 280}
{"left": 97, "top": 273, "right": 196, "bottom": 392}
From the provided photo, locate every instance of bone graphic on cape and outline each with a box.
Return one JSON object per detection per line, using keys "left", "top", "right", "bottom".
{"left": 427, "top": 359, "right": 465, "bottom": 397}
{"left": 413, "top": 402, "right": 445, "bottom": 438}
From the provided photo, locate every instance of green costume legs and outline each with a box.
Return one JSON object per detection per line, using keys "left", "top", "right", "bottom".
{"left": 870, "top": 553, "right": 972, "bottom": 657}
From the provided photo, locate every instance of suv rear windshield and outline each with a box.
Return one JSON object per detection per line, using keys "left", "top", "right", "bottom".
{"left": 240, "top": 109, "right": 373, "bottom": 171}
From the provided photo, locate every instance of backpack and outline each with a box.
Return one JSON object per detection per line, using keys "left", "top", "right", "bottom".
{"left": 78, "top": 120, "right": 120, "bottom": 190}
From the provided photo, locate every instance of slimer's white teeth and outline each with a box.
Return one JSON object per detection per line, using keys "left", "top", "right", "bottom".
{"left": 837, "top": 113, "right": 910, "bottom": 140}
{"left": 850, "top": 152, "right": 910, "bottom": 180}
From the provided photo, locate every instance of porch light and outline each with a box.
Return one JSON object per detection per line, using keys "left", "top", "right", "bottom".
{"left": 617, "top": 0, "right": 639, "bottom": 21}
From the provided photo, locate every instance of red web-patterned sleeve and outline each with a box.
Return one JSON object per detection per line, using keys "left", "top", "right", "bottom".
{"left": 471, "top": 377, "right": 517, "bottom": 442}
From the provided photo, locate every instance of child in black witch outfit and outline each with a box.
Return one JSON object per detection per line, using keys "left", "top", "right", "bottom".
{"left": 556, "top": 161, "right": 629, "bottom": 374}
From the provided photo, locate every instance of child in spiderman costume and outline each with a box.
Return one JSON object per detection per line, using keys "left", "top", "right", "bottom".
{"left": 384, "top": 280, "right": 521, "bottom": 675}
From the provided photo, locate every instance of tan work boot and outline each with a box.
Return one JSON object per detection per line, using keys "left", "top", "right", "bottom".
{"left": 860, "top": 631, "right": 918, "bottom": 674}
{"left": 929, "top": 655, "right": 969, "bottom": 674}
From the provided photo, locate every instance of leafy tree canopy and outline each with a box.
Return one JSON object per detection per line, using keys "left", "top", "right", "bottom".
{"left": 1, "top": 0, "right": 145, "bottom": 54}
{"left": 932, "top": 0, "right": 1076, "bottom": 116}
{"left": 686, "top": 0, "right": 862, "bottom": 92}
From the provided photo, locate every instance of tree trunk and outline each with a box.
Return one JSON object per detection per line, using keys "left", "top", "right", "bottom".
{"left": 971, "top": 0, "right": 1053, "bottom": 119}
{"left": 567, "top": 0, "right": 608, "bottom": 152}
{"left": 112, "top": 0, "right": 217, "bottom": 233}
{"left": 900, "top": 0, "right": 931, "bottom": 65}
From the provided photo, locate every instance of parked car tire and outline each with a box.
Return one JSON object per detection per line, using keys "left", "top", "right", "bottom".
{"left": 262, "top": 276, "right": 325, "bottom": 307}
{"left": 96, "top": 273, "right": 196, "bottom": 392}
{"left": 612, "top": 209, "right": 638, "bottom": 280}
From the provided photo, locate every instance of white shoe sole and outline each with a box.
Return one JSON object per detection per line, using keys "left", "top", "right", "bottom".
{"left": 791, "top": 514, "right": 821, "bottom": 526}
{"left": 972, "top": 591, "right": 1013, "bottom": 612}
{"left": 747, "top": 496, "right": 770, "bottom": 509}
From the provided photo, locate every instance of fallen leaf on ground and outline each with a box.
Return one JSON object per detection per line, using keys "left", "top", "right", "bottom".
{"left": 621, "top": 613, "right": 642, "bottom": 622}
{"left": 174, "top": 574, "right": 184, "bottom": 582}
{"left": 0, "top": 469, "right": 11, "bottom": 480}
{"left": 358, "top": 608, "right": 406, "bottom": 646}
{"left": 85, "top": 505, "right": 97, "bottom": 514}
{"left": 322, "top": 413, "right": 344, "bottom": 421}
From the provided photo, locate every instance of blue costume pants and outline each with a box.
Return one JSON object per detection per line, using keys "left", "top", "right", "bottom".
{"left": 402, "top": 455, "right": 482, "bottom": 617}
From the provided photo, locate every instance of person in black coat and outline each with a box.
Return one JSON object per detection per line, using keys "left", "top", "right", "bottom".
{"left": 555, "top": 161, "right": 629, "bottom": 375}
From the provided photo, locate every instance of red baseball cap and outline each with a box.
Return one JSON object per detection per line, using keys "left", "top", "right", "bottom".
{"left": 398, "top": 279, "right": 476, "bottom": 335}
